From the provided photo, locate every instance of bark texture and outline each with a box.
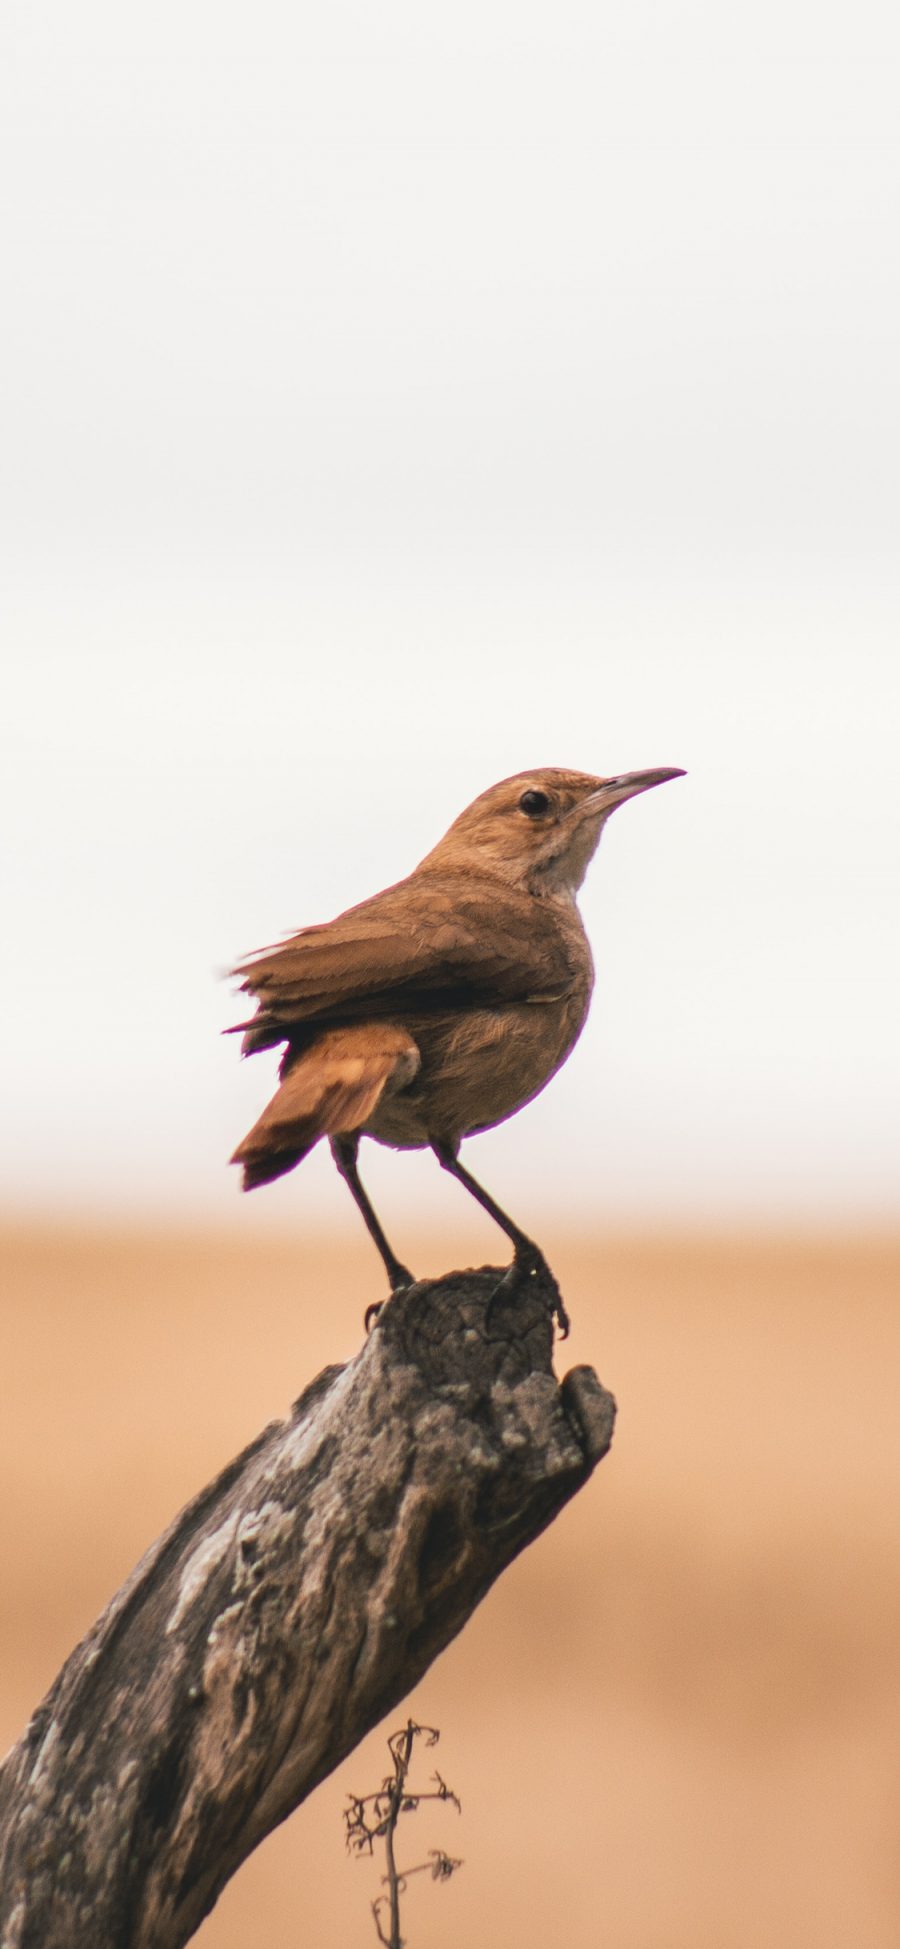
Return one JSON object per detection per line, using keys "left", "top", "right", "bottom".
{"left": 0, "top": 1261, "right": 615, "bottom": 1949}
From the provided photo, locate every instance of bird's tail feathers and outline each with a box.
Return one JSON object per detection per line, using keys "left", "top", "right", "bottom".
{"left": 231, "top": 1026, "right": 419, "bottom": 1192}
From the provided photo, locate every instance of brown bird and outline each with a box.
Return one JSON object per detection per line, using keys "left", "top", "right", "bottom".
{"left": 230, "top": 766, "right": 684, "bottom": 1323}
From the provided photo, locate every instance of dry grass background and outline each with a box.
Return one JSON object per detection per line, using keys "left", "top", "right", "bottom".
{"left": 2, "top": 1223, "right": 898, "bottom": 1948}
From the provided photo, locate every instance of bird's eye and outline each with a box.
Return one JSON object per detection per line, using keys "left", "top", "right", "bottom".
{"left": 518, "top": 788, "right": 551, "bottom": 818}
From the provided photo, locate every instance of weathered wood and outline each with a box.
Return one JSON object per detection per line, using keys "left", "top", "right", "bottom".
{"left": 0, "top": 1262, "right": 614, "bottom": 1949}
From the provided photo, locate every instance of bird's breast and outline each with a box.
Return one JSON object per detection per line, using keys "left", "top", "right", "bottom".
{"left": 365, "top": 987, "right": 591, "bottom": 1151}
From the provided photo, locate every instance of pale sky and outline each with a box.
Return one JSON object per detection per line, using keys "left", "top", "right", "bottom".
{"left": 2, "top": 1, "right": 898, "bottom": 1233}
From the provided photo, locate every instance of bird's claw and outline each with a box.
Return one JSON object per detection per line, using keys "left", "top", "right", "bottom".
{"left": 363, "top": 1266, "right": 415, "bottom": 1334}
{"left": 499, "top": 1243, "right": 571, "bottom": 1338}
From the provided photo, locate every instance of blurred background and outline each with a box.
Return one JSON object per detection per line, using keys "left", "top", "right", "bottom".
{"left": 1, "top": 3, "right": 898, "bottom": 1944}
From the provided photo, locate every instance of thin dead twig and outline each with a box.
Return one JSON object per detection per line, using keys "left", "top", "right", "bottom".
{"left": 345, "top": 1721, "right": 462, "bottom": 1948}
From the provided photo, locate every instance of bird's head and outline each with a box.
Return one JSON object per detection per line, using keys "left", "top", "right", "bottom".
{"left": 421, "top": 766, "right": 685, "bottom": 895}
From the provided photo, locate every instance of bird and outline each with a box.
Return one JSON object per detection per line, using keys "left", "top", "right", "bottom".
{"left": 229, "top": 765, "right": 684, "bottom": 1328}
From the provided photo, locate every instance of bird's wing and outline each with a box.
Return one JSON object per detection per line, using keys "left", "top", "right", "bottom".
{"left": 230, "top": 873, "right": 578, "bottom": 1055}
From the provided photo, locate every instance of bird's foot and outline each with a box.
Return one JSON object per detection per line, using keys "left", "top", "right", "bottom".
{"left": 498, "top": 1241, "right": 571, "bottom": 1338}
{"left": 363, "top": 1265, "right": 416, "bottom": 1334}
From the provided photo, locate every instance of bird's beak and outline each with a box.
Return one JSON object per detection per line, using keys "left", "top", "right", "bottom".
{"left": 578, "top": 767, "right": 686, "bottom": 818}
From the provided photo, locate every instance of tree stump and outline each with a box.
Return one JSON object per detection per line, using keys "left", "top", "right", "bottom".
{"left": 0, "top": 1261, "right": 615, "bottom": 1948}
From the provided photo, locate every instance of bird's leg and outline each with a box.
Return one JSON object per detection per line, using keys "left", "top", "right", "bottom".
{"left": 432, "top": 1141, "right": 570, "bottom": 1337}
{"left": 433, "top": 1141, "right": 534, "bottom": 1252}
{"left": 329, "top": 1135, "right": 415, "bottom": 1328}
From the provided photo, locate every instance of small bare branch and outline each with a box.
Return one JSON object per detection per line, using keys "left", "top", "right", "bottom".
{"left": 346, "top": 1721, "right": 463, "bottom": 1949}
